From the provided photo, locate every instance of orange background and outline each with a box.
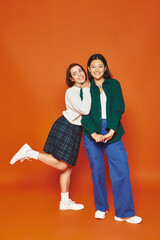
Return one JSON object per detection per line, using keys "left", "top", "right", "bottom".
{"left": 1, "top": 0, "right": 160, "bottom": 239}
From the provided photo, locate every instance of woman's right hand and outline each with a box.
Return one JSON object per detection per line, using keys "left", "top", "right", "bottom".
{"left": 81, "top": 81, "right": 90, "bottom": 88}
{"left": 91, "top": 133, "right": 104, "bottom": 142}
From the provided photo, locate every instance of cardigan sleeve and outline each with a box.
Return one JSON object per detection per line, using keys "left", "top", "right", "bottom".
{"left": 81, "top": 112, "right": 98, "bottom": 136}
{"left": 106, "top": 80, "right": 125, "bottom": 132}
{"left": 66, "top": 87, "right": 91, "bottom": 115}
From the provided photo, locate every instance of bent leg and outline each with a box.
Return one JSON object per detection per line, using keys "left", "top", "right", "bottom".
{"left": 38, "top": 152, "right": 69, "bottom": 171}
{"left": 10, "top": 143, "right": 69, "bottom": 171}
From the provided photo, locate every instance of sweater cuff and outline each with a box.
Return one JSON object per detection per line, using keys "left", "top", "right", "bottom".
{"left": 85, "top": 126, "right": 98, "bottom": 136}
{"left": 106, "top": 120, "right": 118, "bottom": 132}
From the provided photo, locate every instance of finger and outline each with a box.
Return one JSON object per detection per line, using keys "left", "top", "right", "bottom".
{"left": 97, "top": 138, "right": 102, "bottom": 142}
{"left": 104, "top": 137, "right": 110, "bottom": 142}
{"left": 104, "top": 137, "right": 112, "bottom": 143}
{"left": 104, "top": 139, "right": 109, "bottom": 143}
{"left": 103, "top": 135, "right": 109, "bottom": 140}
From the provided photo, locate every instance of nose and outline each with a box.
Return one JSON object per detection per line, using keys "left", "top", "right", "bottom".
{"left": 78, "top": 72, "right": 82, "bottom": 77}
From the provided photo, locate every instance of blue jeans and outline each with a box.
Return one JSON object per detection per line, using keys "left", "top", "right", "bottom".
{"left": 84, "top": 119, "right": 135, "bottom": 218}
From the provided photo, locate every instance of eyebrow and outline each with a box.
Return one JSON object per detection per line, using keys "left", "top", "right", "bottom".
{"left": 91, "top": 64, "right": 103, "bottom": 66}
{"left": 72, "top": 67, "right": 81, "bottom": 74}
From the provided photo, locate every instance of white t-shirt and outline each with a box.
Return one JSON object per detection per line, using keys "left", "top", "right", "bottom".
{"left": 100, "top": 91, "right": 107, "bottom": 119}
{"left": 63, "top": 86, "right": 91, "bottom": 126}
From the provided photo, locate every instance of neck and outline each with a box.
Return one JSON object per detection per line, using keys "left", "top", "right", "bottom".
{"left": 94, "top": 77, "right": 105, "bottom": 86}
{"left": 74, "top": 83, "right": 82, "bottom": 88}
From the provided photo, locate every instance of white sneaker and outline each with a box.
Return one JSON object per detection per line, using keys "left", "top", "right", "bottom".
{"left": 59, "top": 199, "right": 84, "bottom": 210}
{"left": 114, "top": 216, "right": 142, "bottom": 224}
{"left": 95, "top": 210, "right": 106, "bottom": 219}
{"left": 10, "top": 144, "right": 32, "bottom": 165}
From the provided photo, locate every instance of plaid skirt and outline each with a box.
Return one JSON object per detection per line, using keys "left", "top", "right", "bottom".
{"left": 43, "top": 116, "right": 83, "bottom": 166}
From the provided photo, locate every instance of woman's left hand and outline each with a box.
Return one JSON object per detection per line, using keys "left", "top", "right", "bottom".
{"left": 103, "top": 129, "right": 115, "bottom": 143}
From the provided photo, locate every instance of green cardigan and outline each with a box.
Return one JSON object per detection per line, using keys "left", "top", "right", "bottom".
{"left": 81, "top": 78, "right": 125, "bottom": 143}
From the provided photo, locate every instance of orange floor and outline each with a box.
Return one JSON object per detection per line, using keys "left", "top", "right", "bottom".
{"left": 1, "top": 0, "right": 160, "bottom": 239}
{"left": 1, "top": 177, "right": 159, "bottom": 240}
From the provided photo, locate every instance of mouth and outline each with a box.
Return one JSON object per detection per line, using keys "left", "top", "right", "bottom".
{"left": 78, "top": 76, "right": 84, "bottom": 80}
{"left": 93, "top": 72, "right": 103, "bottom": 78}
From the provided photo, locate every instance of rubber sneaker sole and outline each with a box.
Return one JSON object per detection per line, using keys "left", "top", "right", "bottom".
{"left": 114, "top": 216, "right": 142, "bottom": 224}
{"left": 10, "top": 143, "right": 31, "bottom": 165}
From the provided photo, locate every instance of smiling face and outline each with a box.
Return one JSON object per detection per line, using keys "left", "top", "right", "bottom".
{"left": 70, "top": 65, "right": 86, "bottom": 86}
{"left": 88, "top": 59, "right": 106, "bottom": 81}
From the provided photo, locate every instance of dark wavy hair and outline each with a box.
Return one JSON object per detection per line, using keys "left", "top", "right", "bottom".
{"left": 66, "top": 63, "right": 87, "bottom": 87}
{"left": 87, "top": 54, "right": 112, "bottom": 82}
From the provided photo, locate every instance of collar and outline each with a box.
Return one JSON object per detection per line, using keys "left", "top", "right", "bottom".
{"left": 90, "top": 78, "right": 111, "bottom": 86}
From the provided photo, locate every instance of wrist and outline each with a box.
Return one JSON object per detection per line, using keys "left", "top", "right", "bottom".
{"left": 109, "top": 129, "right": 115, "bottom": 135}
{"left": 91, "top": 132, "right": 97, "bottom": 138}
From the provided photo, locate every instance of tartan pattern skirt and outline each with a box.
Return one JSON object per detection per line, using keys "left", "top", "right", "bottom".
{"left": 43, "top": 116, "right": 83, "bottom": 166}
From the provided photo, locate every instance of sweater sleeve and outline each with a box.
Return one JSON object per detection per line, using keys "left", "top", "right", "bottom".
{"left": 67, "top": 87, "right": 91, "bottom": 115}
{"left": 106, "top": 80, "right": 125, "bottom": 132}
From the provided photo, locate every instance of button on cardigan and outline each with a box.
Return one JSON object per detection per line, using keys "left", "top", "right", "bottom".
{"left": 63, "top": 86, "right": 91, "bottom": 126}
{"left": 81, "top": 79, "right": 125, "bottom": 143}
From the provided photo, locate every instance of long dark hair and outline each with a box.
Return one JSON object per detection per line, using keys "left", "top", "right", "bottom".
{"left": 66, "top": 63, "right": 87, "bottom": 87}
{"left": 87, "top": 54, "right": 112, "bottom": 82}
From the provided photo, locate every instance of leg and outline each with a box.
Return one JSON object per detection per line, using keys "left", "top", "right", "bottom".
{"left": 104, "top": 140, "right": 135, "bottom": 218}
{"left": 59, "top": 166, "right": 84, "bottom": 211}
{"left": 84, "top": 135, "right": 109, "bottom": 212}
{"left": 38, "top": 152, "right": 68, "bottom": 171}
{"left": 59, "top": 166, "right": 73, "bottom": 193}
{"left": 10, "top": 143, "right": 69, "bottom": 171}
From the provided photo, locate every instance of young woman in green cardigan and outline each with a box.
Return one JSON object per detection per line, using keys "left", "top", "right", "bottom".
{"left": 81, "top": 54, "right": 142, "bottom": 223}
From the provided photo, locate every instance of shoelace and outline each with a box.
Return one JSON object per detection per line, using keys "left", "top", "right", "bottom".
{"left": 20, "top": 157, "right": 31, "bottom": 163}
{"left": 67, "top": 199, "right": 76, "bottom": 205}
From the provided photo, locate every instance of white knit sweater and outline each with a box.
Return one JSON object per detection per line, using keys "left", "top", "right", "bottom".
{"left": 63, "top": 86, "right": 91, "bottom": 126}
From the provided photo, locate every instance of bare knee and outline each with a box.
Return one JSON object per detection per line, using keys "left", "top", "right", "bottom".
{"left": 65, "top": 166, "right": 73, "bottom": 175}
{"left": 59, "top": 161, "right": 70, "bottom": 171}
{"left": 61, "top": 164, "right": 73, "bottom": 174}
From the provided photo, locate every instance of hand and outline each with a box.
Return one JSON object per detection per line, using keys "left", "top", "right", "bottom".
{"left": 81, "top": 81, "right": 90, "bottom": 88}
{"left": 91, "top": 133, "right": 104, "bottom": 142}
{"left": 103, "top": 129, "right": 115, "bottom": 143}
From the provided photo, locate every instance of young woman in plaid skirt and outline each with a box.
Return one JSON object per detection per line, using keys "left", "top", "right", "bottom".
{"left": 10, "top": 63, "right": 91, "bottom": 210}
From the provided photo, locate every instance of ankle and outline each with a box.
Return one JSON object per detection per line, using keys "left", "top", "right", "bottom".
{"left": 61, "top": 192, "right": 69, "bottom": 202}
{"left": 26, "top": 150, "right": 39, "bottom": 159}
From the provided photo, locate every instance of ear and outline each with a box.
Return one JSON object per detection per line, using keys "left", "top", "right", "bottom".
{"left": 70, "top": 77, "right": 74, "bottom": 82}
{"left": 87, "top": 66, "right": 91, "bottom": 72}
